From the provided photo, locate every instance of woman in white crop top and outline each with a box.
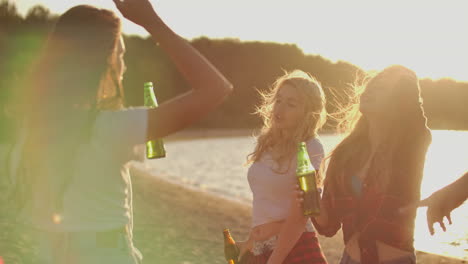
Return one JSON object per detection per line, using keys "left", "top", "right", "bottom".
{"left": 237, "top": 70, "right": 328, "bottom": 264}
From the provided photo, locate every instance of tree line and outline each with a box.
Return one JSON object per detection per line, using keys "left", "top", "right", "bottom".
{"left": 1, "top": 1, "right": 467, "bottom": 136}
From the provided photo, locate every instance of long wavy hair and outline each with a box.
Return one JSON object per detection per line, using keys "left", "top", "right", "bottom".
{"left": 247, "top": 70, "right": 327, "bottom": 171}
{"left": 14, "top": 5, "right": 123, "bottom": 219}
{"left": 323, "top": 65, "right": 431, "bottom": 200}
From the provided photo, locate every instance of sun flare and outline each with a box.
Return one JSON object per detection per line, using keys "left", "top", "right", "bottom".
{"left": 16, "top": 0, "right": 468, "bottom": 81}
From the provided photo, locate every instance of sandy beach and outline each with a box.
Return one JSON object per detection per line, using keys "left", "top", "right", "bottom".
{"left": 130, "top": 166, "right": 465, "bottom": 264}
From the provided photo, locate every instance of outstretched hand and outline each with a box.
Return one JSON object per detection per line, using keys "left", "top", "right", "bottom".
{"left": 112, "top": 0, "right": 159, "bottom": 28}
{"left": 400, "top": 189, "right": 455, "bottom": 235}
{"left": 418, "top": 191, "right": 454, "bottom": 236}
{"left": 400, "top": 172, "right": 468, "bottom": 236}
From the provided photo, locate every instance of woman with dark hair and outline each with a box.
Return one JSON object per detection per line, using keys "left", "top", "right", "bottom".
{"left": 15, "top": 0, "right": 232, "bottom": 263}
{"left": 299, "top": 65, "right": 432, "bottom": 264}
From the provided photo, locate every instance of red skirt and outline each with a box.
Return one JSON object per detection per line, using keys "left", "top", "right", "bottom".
{"left": 239, "top": 232, "right": 328, "bottom": 264}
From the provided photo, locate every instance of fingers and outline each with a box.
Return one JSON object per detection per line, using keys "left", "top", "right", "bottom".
{"left": 438, "top": 220, "right": 447, "bottom": 232}
{"left": 427, "top": 210, "right": 452, "bottom": 235}
{"left": 446, "top": 213, "right": 452, "bottom": 225}
{"left": 112, "top": 0, "right": 134, "bottom": 11}
{"left": 398, "top": 203, "right": 416, "bottom": 214}
{"left": 427, "top": 214, "right": 435, "bottom": 235}
{"left": 113, "top": 0, "right": 135, "bottom": 3}
{"left": 418, "top": 197, "right": 431, "bottom": 207}
{"left": 400, "top": 199, "right": 423, "bottom": 214}
{"left": 294, "top": 184, "right": 304, "bottom": 195}
{"left": 294, "top": 184, "right": 304, "bottom": 208}
{"left": 296, "top": 197, "right": 304, "bottom": 208}
{"left": 399, "top": 197, "right": 430, "bottom": 215}
{"left": 294, "top": 193, "right": 304, "bottom": 208}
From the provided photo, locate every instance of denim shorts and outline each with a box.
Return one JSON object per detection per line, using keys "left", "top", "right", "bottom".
{"left": 339, "top": 250, "right": 416, "bottom": 264}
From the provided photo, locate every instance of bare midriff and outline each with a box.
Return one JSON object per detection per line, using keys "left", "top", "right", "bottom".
{"left": 249, "top": 220, "right": 285, "bottom": 242}
{"left": 345, "top": 232, "right": 412, "bottom": 262}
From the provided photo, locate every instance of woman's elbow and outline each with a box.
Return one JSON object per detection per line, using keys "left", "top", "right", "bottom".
{"left": 219, "top": 82, "right": 234, "bottom": 99}
{"left": 225, "top": 82, "right": 234, "bottom": 94}
{"left": 206, "top": 82, "right": 233, "bottom": 104}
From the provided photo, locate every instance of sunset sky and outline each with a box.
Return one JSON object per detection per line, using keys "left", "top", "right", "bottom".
{"left": 16, "top": 0, "right": 468, "bottom": 81}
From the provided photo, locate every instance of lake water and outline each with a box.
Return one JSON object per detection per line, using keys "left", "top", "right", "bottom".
{"left": 136, "top": 130, "right": 468, "bottom": 260}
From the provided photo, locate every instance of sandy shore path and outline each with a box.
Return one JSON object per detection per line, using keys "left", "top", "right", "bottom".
{"left": 130, "top": 167, "right": 465, "bottom": 264}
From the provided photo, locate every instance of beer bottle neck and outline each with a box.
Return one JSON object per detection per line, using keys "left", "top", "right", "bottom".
{"left": 224, "top": 236, "right": 235, "bottom": 244}
{"left": 296, "top": 143, "right": 313, "bottom": 175}
{"left": 144, "top": 85, "right": 158, "bottom": 107}
{"left": 223, "top": 230, "right": 235, "bottom": 244}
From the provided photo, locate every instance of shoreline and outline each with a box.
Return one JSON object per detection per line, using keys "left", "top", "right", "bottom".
{"left": 164, "top": 128, "right": 468, "bottom": 141}
{"left": 164, "top": 128, "right": 256, "bottom": 141}
{"left": 130, "top": 166, "right": 466, "bottom": 264}
{"left": 164, "top": 128, "right": 343, "bottom": 142}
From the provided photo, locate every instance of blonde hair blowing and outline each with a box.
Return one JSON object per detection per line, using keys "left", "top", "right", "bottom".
{"left": 247, "top": 70, "right": 327, "bottom": 168}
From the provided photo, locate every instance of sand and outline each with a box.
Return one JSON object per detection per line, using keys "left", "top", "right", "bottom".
{"left": 129, "top": 167, "right": 465, "bottom": 264}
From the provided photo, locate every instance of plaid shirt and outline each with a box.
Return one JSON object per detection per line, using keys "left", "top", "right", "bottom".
{"left": 312, "top": 129, "right": 430, "bottom": 264}
{"left": 311, "top": 181, "right": 418, "bottom": 264}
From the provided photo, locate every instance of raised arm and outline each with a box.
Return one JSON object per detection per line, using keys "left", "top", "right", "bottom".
{"left": 113, "top": 0, "right": 233, "bottom": 139}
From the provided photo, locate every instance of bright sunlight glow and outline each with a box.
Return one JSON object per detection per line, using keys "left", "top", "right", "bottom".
{"left": 16, "top": 0, "right": 468, "bottom": 82}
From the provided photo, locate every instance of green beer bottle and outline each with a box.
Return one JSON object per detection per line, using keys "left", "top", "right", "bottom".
{"left": 144, "top": 82, "right": 166, "bottom": 159}
{"left": 223, "top": 228, "right": 239, "bottom": 264}
{"left": 296, "top": 142, "right": 320, "bottom": 216}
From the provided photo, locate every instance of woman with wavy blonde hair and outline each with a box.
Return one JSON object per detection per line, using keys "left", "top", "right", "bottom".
{"left": 237, "top": 70, "right": 328, "bottom": 264}
{"left": 306, "top": 65, "right": 432, "bottom": 264}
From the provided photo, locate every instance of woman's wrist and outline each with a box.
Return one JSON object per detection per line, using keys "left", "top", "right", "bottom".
{"left": 142, "top": 15, "right": 164, "bottom": 31}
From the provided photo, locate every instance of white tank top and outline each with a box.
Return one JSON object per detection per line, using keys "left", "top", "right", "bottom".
{"left": 247, "top": 138, "right": 324, "bottom": 228}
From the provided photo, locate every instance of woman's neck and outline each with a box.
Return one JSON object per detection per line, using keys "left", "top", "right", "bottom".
{"left": 268, "top": 131, "right": 293, "bottom": 161}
